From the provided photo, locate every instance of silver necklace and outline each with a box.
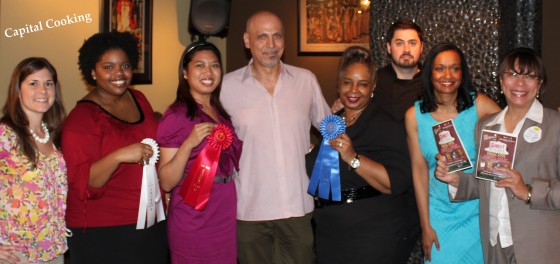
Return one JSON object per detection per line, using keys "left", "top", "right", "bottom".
{"left": 29, "top": 122, "right": 50, "bottom": 144}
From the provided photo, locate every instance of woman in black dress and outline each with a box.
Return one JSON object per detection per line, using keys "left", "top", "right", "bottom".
{"left": 307, "top": 46, "right": 419, "bottom": 264}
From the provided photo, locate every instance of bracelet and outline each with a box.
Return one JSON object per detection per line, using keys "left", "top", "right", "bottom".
{"left": 525, "top": 184, "right": 532, "bottom": 205}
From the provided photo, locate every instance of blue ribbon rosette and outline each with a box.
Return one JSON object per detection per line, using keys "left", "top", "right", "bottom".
{"left": 307, "top": 115, "right": 346, "bottom": 201}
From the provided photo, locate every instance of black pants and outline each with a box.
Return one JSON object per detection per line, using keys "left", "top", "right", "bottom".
{"left": 67, "top": 221, "right": 169, "bottom": 264}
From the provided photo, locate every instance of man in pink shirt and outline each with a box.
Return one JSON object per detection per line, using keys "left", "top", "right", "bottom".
{"left": 220, "top": 10, "right": 330, "bottom": 264}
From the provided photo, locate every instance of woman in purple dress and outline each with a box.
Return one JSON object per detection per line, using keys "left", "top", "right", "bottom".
{"left": 156, "top": 41, "right": 242, "bottom": 264}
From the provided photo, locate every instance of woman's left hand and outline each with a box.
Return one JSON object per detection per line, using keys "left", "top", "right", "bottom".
{"left": 329, "top": 133, "right": 354, "bottom": 163}
{"left": 495, "top": 167, "right": 530, "bottom": 200}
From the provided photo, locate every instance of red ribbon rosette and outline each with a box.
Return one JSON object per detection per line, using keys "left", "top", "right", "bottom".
{"left": 207, "top": 124, "right": 233, "bottom": 151}
{"left": 179, "top": 123, "right": 233, "bottom": 210}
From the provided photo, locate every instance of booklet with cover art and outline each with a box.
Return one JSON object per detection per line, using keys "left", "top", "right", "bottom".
{"left": 475, "top": 130, "right": 518, "bottom": 181}
{"left": 432, "top": 119, "right": 472, "bottom": 173}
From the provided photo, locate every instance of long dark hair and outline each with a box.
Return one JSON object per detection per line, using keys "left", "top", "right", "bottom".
{"left": 419, "top": 43, "right": 476, "bottom": 113}
{"left": 1, "top": 57, "right": 66, "bottom": 167}
{"left": 174, "top": 41, "right": 230, "bottom": 120}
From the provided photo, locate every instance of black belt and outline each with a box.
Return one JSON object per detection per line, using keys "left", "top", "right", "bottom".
{"left": 214, "top": 170, "right": 237, "bottom": 183}
{"left": 184, "top": 171, "right": 237, "bottom": 184}
{"left": 214, "top": 175, "right": 234, "bottom": 183}
{"left": 314, "top": 185, "right": 381, "bottom": 208}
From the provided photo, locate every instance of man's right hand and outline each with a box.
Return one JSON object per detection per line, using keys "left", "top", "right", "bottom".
{"left": 331, "top": 98, "right": 343, "bottom": 113}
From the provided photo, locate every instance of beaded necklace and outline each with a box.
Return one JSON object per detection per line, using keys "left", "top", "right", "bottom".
{"left": 29, "top": 122, "right": 50, "bottom": 144}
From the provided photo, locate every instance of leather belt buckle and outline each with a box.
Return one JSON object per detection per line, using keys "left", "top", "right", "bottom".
{"left": 315, "top": 185, "right": 382, "bottom": 208}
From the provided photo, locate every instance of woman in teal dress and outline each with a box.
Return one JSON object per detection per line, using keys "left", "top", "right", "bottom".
{"left": 405, "top": 43, "right": 500, "bottom": 263}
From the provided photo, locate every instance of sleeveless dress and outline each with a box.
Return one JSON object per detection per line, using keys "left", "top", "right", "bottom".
{"left": 414, "top": 100, "right": 483, "bottom": 264}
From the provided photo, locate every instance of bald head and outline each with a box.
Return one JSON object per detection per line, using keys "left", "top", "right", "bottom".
{"left": 245, "top": 11, "right": 284, "bottom": 34}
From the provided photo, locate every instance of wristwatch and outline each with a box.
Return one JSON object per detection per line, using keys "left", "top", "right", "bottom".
{"left": 349, "top": 153, "right": 360, "bottom": 171}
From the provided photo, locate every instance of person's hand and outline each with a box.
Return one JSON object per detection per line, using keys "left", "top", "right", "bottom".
{"left": 329, "top": 133, "right": 354, "bottom": 163}
{"left": 330, "top": 98, "right": 343, "bottom": 113}
{"left": 183, "top": 122, "right": 216, "bottom": 150}
{"left": 495, "top": 167, "right": 529, "bottom": 200}
{"left": 434, "top": 154, "right": 460, "bottom": 187}
{"left": 421, "top": 226, "right": 440, "bottom": 262}
{"left": 0, "top": 245, "right": 21, "bottom": 264}
{"left": 117, "top": 142, "right": 155, "bottom": 165}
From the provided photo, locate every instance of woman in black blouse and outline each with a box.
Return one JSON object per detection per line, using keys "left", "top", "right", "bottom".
{"left": 307, "top": 46, "right": 420, "bottom": 264}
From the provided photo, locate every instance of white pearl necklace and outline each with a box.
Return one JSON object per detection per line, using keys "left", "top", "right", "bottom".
{"left": 29, "top": 122, "right": 50, "bottom": 144}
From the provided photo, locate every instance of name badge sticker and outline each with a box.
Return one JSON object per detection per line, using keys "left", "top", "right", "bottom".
{"left": 523, "top": 126, "right": 542, "bottom": 143}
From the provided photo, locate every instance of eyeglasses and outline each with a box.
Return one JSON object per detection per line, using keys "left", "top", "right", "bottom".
{"left": 503, "top": 72, "right": 541, "bottom": 83}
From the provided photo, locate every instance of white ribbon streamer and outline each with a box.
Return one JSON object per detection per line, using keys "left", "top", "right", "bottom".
{"left": 136, "top": 138, "right": 166, "bottom": 229}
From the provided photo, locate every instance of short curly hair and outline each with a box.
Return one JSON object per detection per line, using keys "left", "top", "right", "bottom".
{"left": 78, "top": 31, "right": 139, "bottom": 86}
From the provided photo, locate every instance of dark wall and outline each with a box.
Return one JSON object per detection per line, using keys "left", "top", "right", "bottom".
{"left": 226, "top": 1, "right": 560, "bottom": 110}
{"left": 542, "top": 1, "right": 560, "bottom": 110}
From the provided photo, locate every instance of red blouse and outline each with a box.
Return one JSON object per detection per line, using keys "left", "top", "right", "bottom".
{"left": 61, "top": 89, "right": 159, "bottom": 228}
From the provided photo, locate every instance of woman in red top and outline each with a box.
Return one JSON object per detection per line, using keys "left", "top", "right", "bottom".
{"left": 61, "top": 32, "right": 168, "bottom": 264}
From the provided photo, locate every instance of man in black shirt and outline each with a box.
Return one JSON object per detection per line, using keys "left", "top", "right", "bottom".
{"left": 374, "top": 19, "right": 424, "bottom": 121}
{"left": 374, "top": 19, "right": 424, "bottom": 264}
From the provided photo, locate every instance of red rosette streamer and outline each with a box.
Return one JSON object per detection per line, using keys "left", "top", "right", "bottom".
{"left": 180, "top": 124, "right": 233, "bottom": 210}
{"left": 208, "top": 123, "right": 233, "bottom": 150}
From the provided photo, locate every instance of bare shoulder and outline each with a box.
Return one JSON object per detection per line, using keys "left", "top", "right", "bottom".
{"left": 476, "top": 93, "right": 501, "bottom": 117}
{"left": 475, "top": 93, "right": 497, "bottom": 106}
{"left": 404, "top": 106, "right": 417, "bottom": 128}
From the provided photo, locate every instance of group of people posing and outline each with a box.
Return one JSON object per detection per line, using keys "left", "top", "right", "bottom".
{"left": 1, "top": 9, "right": 560, "bottom": 264}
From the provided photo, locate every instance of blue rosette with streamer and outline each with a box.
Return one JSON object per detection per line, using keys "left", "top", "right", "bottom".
{"left": 307, "top": 115, "right": 346, "bottom": 201}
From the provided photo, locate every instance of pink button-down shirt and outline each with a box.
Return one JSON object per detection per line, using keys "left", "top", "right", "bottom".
{"left": 221, "top": 60, "right": 330, "bottom": 221}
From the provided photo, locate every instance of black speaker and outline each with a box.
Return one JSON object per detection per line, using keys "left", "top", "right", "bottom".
{"left": 188, "top": 0, "right": 231, "bottom": 38}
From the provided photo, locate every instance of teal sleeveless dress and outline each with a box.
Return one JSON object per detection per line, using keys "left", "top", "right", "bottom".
{"left": 414, "top": 100, "right": 483, "bottom": 263}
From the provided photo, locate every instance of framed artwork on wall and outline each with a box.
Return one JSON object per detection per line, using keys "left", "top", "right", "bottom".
{"left": 298, "top": 0, "right": 371, "bottom": 56}
{"left": 101, "top": 0, "right": 152, "bottom": 84}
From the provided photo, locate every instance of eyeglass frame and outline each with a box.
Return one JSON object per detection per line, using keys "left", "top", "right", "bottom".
{"left": 502, "top": 71, "right": 542, "bottom": 82}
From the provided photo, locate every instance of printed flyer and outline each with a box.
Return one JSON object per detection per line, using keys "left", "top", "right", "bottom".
{"left": 432, "top": 119, "right": 472, "bottom": 173}
{"left": 475, "top": 130, "right": 517, "bottom": 181}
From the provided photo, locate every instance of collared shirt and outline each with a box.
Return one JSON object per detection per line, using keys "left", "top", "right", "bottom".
{"left": 221, "top": 60, "right": 330, "bottom": 221}
{"left": 485, "top": 99, "right": 543, "bottom": 248}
